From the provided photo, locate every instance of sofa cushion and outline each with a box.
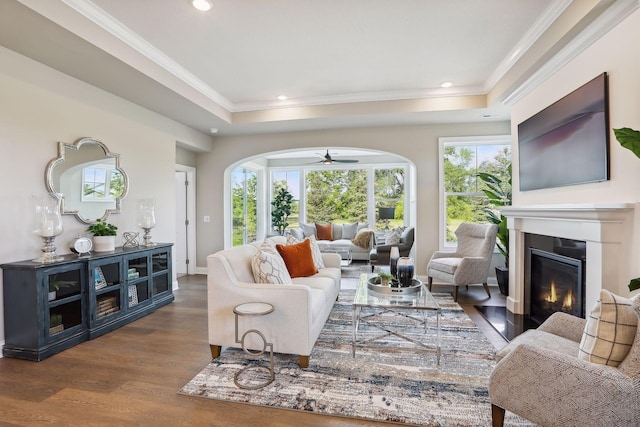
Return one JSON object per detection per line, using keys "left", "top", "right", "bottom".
{"left": 341, "top": 222, "right": 359, "bottom": 240}
{"left": 578, "top": 289, "right": 638, "bottom": 367}
{"left": 251, "top": 246, "right": 292, "bottom": 285}
{"left": 287, "top": 234, "right": 325, "bottom": 269}
{"left": 276, "top": 239, "right": 318, "bottom": 278}
{"left": 316, "top": 223, "right": 333, "bottom": 240}
{"left": 301, "top": 222, "right": 316, "bottom": 238}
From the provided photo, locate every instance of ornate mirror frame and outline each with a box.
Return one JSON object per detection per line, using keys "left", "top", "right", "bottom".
{"left": 45, "top": 137, "right": 129, "bottom": 224}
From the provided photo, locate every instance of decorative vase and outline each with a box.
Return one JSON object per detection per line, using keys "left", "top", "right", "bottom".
{"left": 93, "top": 235, "right": 116, "bottom": 252}
{"left": 137, "top": 198, "right": 157, "bottom": 246}
{"left": 396, "top": 257, "right": 414, "bottom": 287}
{"left": 389, "top": 246, "right": 400, "bottom": 277}
{"left": 32, "top": 193, "right": 64, "bottom": 263}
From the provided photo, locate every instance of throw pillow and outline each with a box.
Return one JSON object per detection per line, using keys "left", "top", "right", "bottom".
{"left": 341, "top": 222, "right": 359, "bottom": 240}
{"left": 287, "top": 228, "right": 304, "bottom": 241}
{"left": 276, "top": 239, "right": 318, "bottom": 278}
{"left": 385, "top": 229, "right": 401, "bottom": 245}
{"left": 315, "top": 223, "right": 333, "bottom": 241}
{"left": 251, "top": 245, "right": 292, "bottom": 285}
{"left": 300, "top": 222, "right": 316, "bottom": 238}
{"left": 357, "top": 222, "right": 369, "bottom": 231}
{"left": 578, "top": 289, "right": 638, "bottom": 367}
{"left": 286, "top": 234, "right": 325, "bottom": 269}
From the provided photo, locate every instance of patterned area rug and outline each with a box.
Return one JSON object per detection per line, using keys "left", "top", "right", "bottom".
{"left": 179, "top": 290, "right": 534, "bottom": 426}
{"left": 341, "top": 261, "right": 372, "bottom": 278}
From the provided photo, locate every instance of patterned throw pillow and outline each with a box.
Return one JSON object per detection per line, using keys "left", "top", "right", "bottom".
{"left": 276, "top": 239, "right": 318, "bottom": 278}
{"left": 578, "top": 289, "right": 638, "bottom": 367}
{"left": 385, "top": 229, "right": 401, "bottom": 245}
{"left": 286, "top": 234, "right": 325, "bottom": 269}
{"left": 251, "top": 243, "right": 292, "bottom": 285}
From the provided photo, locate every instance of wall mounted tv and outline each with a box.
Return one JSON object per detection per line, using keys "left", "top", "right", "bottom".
{"left": 517, "top": 72, "right": 609, "bottom": 191}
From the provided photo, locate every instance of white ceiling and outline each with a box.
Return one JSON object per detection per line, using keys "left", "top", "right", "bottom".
{"left": 0, "top": 0, "right": 631, "bottom": 138}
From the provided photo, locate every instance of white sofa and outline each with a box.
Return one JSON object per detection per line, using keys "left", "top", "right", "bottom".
{"left": 207, "top": 236, "right": 342, "bottom": 368}
{"left": 288, "top": 223, "right": 375, "bottom": 261}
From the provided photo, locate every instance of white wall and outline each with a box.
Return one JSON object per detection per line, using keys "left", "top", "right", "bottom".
{"left": 0, "top": 47, "right": 212, "bottom": 346}
{"left": 510, "top": 8, "right": 640, "bottom": 291}
{"left": 196, "top": 122, "right": 511, "bottom": 271}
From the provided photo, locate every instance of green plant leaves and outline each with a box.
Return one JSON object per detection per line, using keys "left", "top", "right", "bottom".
{"left": 613, "top": 127, "right": 640, "bottom": 159}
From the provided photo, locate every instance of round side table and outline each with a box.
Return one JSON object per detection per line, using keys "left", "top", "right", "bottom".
{"left": 233, "top": 302, "right": 275, "bottom": 390}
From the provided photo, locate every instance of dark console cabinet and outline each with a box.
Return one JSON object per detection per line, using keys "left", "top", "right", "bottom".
{"left": 1, "top": 244, "right": 173, "bottom": 361}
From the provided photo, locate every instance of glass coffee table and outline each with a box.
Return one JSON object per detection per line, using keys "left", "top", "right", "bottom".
{"left": 352, "top": 273, "right": 441, "bottom": 364}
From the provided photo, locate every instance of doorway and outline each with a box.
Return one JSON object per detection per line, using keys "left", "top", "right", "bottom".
{"left": 175, "top": 165, "right": 197, "bottom": 277}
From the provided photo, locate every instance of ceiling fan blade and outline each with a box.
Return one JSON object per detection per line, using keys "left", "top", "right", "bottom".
{"left": 332, "top": 159, "right": 359, "bottom": 163}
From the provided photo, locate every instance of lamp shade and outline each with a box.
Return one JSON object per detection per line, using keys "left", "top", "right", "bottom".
{"left": 378, "top": 207, "right": 395, "bottom": 220}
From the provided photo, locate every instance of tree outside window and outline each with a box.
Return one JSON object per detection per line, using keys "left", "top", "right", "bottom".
{"left": 231, "top": 167, "right": 257, "bottom": 246}
{"left": 374, "top": 167, "right": 405, "bottom": 229}
{"left": 305, "top": 169, "right": 367, "bottom": 224}
{"left": 443, "top": 141, "right": 511, "bottom": 244}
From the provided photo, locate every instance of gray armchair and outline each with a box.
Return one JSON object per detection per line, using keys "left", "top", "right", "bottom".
{"left": 490, "top": 311, "right": 640, "bottom": 427}
{"left": 426, "top": 222, "right": 497, "bottom": 302}
{"left": 369, "top": 227, "right": 414, "bottom": 271}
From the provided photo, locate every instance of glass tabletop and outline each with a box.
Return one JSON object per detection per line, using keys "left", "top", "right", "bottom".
{"left": 353, "top": 273, "right": 440, "bottom": 311}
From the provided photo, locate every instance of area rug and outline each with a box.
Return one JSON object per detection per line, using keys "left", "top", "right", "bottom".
{"left": 341, "top": 261, "right": 371, "bottom": 278}
{"left": 179, "top": 290, "right": 534, "bottom": 426}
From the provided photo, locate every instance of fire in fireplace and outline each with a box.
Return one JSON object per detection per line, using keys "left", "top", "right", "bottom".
{"left": 529, "top": 248, "right": 585, "bottom": 325}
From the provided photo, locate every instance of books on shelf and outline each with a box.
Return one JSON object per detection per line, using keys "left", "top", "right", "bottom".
{"left": 97, "top": 295, "right": 119, "bottom": 318}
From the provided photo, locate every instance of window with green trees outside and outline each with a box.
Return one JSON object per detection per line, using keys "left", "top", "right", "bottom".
{"left": 442, "top": 138, "right": 511, "bottom": 245}
{"left": 231, "top": 167, "right": 257, "bottom": 246}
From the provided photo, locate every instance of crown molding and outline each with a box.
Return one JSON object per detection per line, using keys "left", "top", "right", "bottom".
{"left": 62, "top": 0, "right": 234, "bottom": 111}
{"left": 501, "top": 0, "right": 640, "bottom": 106}
{"left": 232, "top": 86, "right": 487, "bottom": 112}
{"left": 484, "top": 0, "right": 572, "bottom": 93}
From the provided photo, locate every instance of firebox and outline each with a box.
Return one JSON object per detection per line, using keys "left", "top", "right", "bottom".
{"left": 529, "top": 248, "right": 585, "bottom": 325}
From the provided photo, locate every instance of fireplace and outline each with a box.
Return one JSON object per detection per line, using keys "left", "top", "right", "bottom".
{"left": 529, "top": 248, "right": 585, "bottom": 325}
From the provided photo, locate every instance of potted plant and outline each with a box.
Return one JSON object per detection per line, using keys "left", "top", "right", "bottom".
{"left": 87, "top": 218, "right": 118, "bottom": 252}
{"left": 49, "top": 313, "right": 63, "bottom": 334}
{"left": 48, "top": 277, "right": 77, "bottom": 301}
{"left": 377, "top": 270, "right": 394, "bottom": 286}
{"left": 478, "top": 163, "right": 512, "bottom": 295}
{"left": 613, "top": 127, "right": 640, "bottom": 291}
{"left": 271, "top": 188, "right": 293, "bottom": 236}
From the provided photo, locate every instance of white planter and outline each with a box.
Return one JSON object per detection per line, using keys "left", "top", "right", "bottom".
{"left": 93, "top": 236, "right": 116, "bottom": 252}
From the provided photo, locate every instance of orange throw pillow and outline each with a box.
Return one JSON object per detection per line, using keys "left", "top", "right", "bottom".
{"left": 276, "top": 239, "right": 318, "bottom": 278}
{"left": 315, "top": 223, "right": 333, "bottom": 241}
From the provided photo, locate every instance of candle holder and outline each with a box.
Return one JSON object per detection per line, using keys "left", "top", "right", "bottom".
{"left": 33, "top": 194, "right": 64, "bottom": 263}
{"left": 137, "top": 198, "right": 156, "bottom": 246}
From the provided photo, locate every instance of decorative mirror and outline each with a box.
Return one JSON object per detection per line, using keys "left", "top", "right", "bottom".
{"left": 46, "top": 137, "right": 129, "bottom": 224}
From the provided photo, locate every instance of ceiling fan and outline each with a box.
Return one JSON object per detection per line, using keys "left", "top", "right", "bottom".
{"left": 309, "top": 150, "right": 359, "bottom": 164}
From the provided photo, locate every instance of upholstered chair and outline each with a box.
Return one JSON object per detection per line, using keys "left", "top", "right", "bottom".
{"left": 489, "top": 309, "right": 640, "bottom": 427}
{"left": 369, "top": 227, "right": 414, "bottom": 271}
{"left": 426, "top": 223, "right": 498, "bottom": 302}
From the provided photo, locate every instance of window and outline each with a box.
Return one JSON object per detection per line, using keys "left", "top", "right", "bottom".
{"left": 374, "top": 167, "right": 405, "bottom": 230}
{"left": 439, "top": 136, "right": 511, "bottom": 246}
{"left": 305, "top": 169, "right": 368, "bottom": 224}
{"left": 271, "top": 170, "right": 300, "bottom": 233}
{"left": 231, "top": 167, "right": 258, "bottom": 246}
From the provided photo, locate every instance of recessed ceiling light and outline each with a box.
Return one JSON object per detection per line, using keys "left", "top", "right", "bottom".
{"left": 209, "top": 127, "right": 218, "bottom": 134}
{"left": 192, "top": 0, "right": 212, "bottom": 11}
{"left": 440, "top": 81, "right": 453, "bottom": 88}
{"left": 277, "top": 95, "right": 288, "bottom": 101}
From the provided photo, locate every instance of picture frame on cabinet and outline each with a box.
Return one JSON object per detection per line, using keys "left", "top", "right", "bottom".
{"left": 94, "top": 267, "right": 107, "bottom": 290}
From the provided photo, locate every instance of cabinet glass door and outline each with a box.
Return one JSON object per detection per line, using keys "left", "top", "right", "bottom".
{"left": 90, "top": 259, "right": 123, "bottom": 322}
{"left": 45, "top": 266, "right": 84, "bottom": 339}
{"left": 125, "top": 255, "right": 150, "bottom": 308}
{"left": 152, "top": 251, "right": 170, "bottom": 295}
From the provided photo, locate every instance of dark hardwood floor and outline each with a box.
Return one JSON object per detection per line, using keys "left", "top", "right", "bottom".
{"left": 0, "top": 274, "right": 507, "bottom": 426}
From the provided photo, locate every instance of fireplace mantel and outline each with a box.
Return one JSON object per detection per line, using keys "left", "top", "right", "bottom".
{"left": 500, "top": 203, "right": 635, "bottom": 315}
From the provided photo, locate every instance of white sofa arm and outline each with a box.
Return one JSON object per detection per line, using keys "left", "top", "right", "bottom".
{"left": 322, "top": 252, "right": 341, "bottom": 268}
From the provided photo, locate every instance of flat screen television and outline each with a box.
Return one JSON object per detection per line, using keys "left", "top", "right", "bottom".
{"left": 517, "top": 72, "right": 609, "bottom": 191}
